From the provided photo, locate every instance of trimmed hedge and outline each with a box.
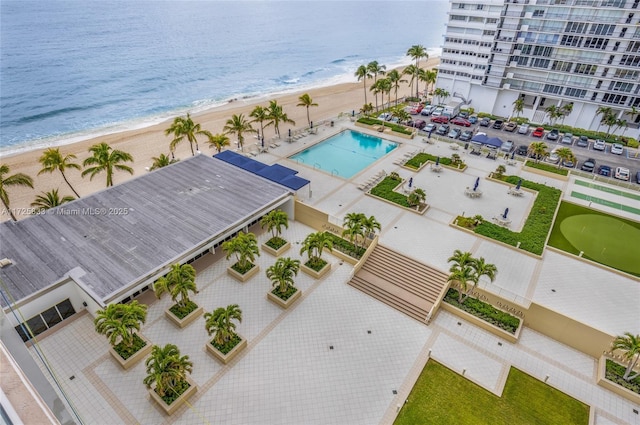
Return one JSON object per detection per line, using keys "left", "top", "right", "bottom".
{"left": 525, "top": 160, "right": 569, "bottom": 176}
{"left": 405, "top": 152, "right": 452, "bottom": 169}
{"left": 468, "top": 176, "right": 561, "bottom": 255}
{"left": 113, "top": 333, "right": 147, "bottom": 360}
{"left": 169, "top": 300, "right": 199, "bottom": 320}
{"left": 370, "top": 176, "right": 411, "bottom": 207}
{"left": 444, "top": 289, "right": 520, "bottom": 334}
{"left": 210, "top": 333, "right": 242, "bottom": 355}
{"left": 605, "top": 359, "right": 640, "bottom": 394}
{"left": 356, "top": 117, "right": 413, "bottom": 135}
{"left": 324, "top": 232, "right": 366, "bottom": 259}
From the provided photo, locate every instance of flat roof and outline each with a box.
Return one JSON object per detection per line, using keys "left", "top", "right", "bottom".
{"left": 0, "top": 154, "right": 291, "bottom": 306}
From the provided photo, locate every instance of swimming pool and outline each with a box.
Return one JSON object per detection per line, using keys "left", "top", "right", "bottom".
{"left": 289, "top": 130, "right": 398, "bottom": 178}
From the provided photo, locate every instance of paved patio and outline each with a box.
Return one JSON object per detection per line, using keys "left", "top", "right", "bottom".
{"left": 30, "top": 121, "right": 640, "bottom": 424}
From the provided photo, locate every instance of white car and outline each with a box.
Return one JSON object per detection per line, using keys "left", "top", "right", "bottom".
{"left": 431, "top": 107, "right": 444, "bottom": 117}
{"left": 611, "top": 143, "right": 624, "bottom": 155}
{"left": 377, "top": 113, "right": 391, "bottom": 121}
{"left": 546, "top": 148, "right": 560, "bottom": 164}
{"left": 593, "top": 139, "right": 606, "bottom": 151}
{"left": 614, "top": 167, "right": 630, "bottom": 181}
{"left": 518, "top": 123, "right": 530, "bottom": 134}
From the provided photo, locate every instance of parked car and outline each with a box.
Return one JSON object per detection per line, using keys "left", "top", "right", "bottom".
{"left": 516, "top": 145, "right": 529, "bottom": 156}
{"left": 492, "top": 120, "right": 504, "bottom": 130}
{"left": 546, "top": 129, "right": 559, "bottom": 141}
{"left": 576, "top": 135, "right": 589, "bottom": 148}
{"left": 459, "top": 130, "right": 474, "bottom": 141}
{"left": 468, "top": 115, "right": 478, "bottom": 124}
{"left": 436, "top": 124, "right": 450, "bottom": 135}
{"left": 450, "top": 117, "right": 472, "bottom": 127}
{"left": 431, "top": 106, "right": 445, "bottom": 117}
{"left": 580, "top": 158, "right": 596, "bottom": 172}
{"left": 479, "top": 117, "right": 491, "bottom": 127}
{"left": 636, "top": 171, "right": 640, "bottom": 184}
{"left": 409, "top": 105, "right": 424, "bottom": 115}
{"left": 593, "top": 139, "right": 606, "bottom": 151}
{"left": 377, "top": 113, "right": 391, "bottom": 121}
{"left": 598, "top": 165, "right": 612, "bottom": 177}
{"left": 500, "top": 140, "right": 514, "bottom": 153}
{"left": 424, "top": 123, "right": 436, "bottom": 133}
{"left": 458, "top": 111, "right": 469, "bottom": 119}
{"left": 611, "top": 143, "right": 624, "bottom": 155}
{"left": 518, "top": 123, "right": 530, "bottom": 134}
{"left": 562, "top": 158, "right": 575, "bottom": 168}
{"left": 448, "top": 128, "right": 462, "bottom": 139}
{"left": 431, "top": 115, "right": 449, "bottom": 124}
{"left": 532, "top": 127, "right": 545, "bottom": 138}
{"left": 504, "top": 121, "right": 518, "bottom": 132}
{"left": 546, "top": 148, "right": 560, "bottom": 164}
{"left": 614, "top": 166, "right": 630, "bottom": 181}
{"left": 413, "top": 119, "right": 426, "bottom": 129}
{"left": 420, "top": 105, "right": 436, "bottom": 116}
{"left": 561, "top": 133, "right": 574, "bottom": 145}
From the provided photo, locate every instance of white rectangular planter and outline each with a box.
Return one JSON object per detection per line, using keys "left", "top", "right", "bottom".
{"left": 165, "top": 305, "right": 203, "bottom": 329}
{"left": 148, "top": 376, "right": 198, "bottom": 415}
{"left": 262, "top": 240, "right": 291, "bottom": 257}
{"left": 596, "top": 355, "right": 640, "bottom": 405}
{"left": 206, "top": 335, "right": 247, "bottom": 364}
{"left": 300, "top": 262, "right": 331, "bottom": 279}
{"left": 108, "top": 333, "right": 152, "bottom": 370}
{"left": 267, "top": 288, "right": 302, "bottom": 309}
{"left": 227, "top": 263, "right": 260, "bottom": 282}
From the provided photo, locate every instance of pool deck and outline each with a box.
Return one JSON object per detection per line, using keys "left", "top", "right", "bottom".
{"left": 31, "top": 119, "right": 640, "bottom": 425}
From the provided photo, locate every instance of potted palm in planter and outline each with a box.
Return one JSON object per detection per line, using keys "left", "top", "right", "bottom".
{"left": 260, "top": 209, "right": 290, "bottom": 256}
{"left": 342, "top": 212, "right": 381, "bottom": 254}
{"left": 94, "top": 300, "right": 151, "bottom": 369}
{"left": 222, "top": 231, "right": 261, "bottom": 282}
{"left": 154, "top": 263, "right": 203, "bottom": 328}
{"left": 204, "top": 304, "right": 247, "bottom": 364}
{"left": 266, "top": 257, "right": 302, "bottom": 308}
{"left": 299, "top": 231, "right": 333, "bottom": 279}
{"left": 143, "top": 343, "right": 197, "bottom": 415}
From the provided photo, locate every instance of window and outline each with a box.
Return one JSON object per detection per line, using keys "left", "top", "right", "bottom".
{"left": 564, "top": 88, "right": 587, "bottom": 98}
{"left": 620, "top": 55, "right": 640, "bottom": 66}
{"left": 487, "top": 18, "right": 498, "bottom": 24}
{"left": 533, "top": 9, "right": 544, "bottom": 17}
{"left": 589, "top": 24, "right": 615, "bottom": 35}
{"left": 483, "top": 30, "right": 496, "bottom": 36}
{"left": 14, "top": 299, "right": 77, "bottom": 342}
{"left": 543, "top": 84, "right": 563, "bottom": 94}
{"left": 531, "top": 58, "right": 550, "bottom": 68}
{"left": 603, "top": 94, "right": 628, "bottom": 104}
{"left": 627, "top": 41, "right": 640, "bottom": 52}
{"left": 574, "top": 63, "right": 597, "bottom": 75}
{"left": 458, "top": 2, "right": 466, "bottom": 8}
{"left": 476, "top": 4, "right": 484, "bottom": 9}
{"left": 609, "top": 81, "right": 634, "bottom": 92}
{"left": 602, "top": 67, "right": 609, "bottom": 76}
{"left": 565, "top": 22, "right": 587, "bottom": 33}
{"left": 584, "top": 37, "right": 609, "bottom": 49}
{"left": 41, "top": 306, "right": 63, "bottom": 328}
{"left": 602, "top": 0, "right": 624, "bottom": 6}
{"left": 552, "top": 61, "right": 573, "bottom": 71}
{"left": 516, "top": 56, "right": 529, "bottom": 66}
{"left": 451, "top": 15, "right": 467, "bottom": 21}
{"left": 561, "top": 35, "right": 583, "bottom": 47}
{"left": 614, "top": 69, "right": 640, "bottom": 79}
{"left": 532, "top": 45, "right": 553, "bottom": 57}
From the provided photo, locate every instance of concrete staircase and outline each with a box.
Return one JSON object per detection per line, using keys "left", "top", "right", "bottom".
{"left": 348, "top": 244, "right": 449, "bottom": 323}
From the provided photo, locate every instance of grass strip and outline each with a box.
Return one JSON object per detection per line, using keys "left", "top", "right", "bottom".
{"left": 525, "top": 160, "right": 569, "bottom": 176}
{"left": 574, "top": 179, "right": 640, "bottom": 201}
{"left": 570, "top": 192, "right": 640, "bottom": 215}
{"left": 394, "top": 361, "right": 589, "bottom": 425}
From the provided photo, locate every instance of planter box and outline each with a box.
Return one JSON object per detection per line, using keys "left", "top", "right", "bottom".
{"left": 109, "top": 334, "right": 152, "bottom": 370}
{"left": 301, "top": 262, "right": 331, "bottom": 279}
{"left": 206, "top": 335, "right": 247, "bottom": 364}
{"left": 165, "top": 305, "right": 203, "bottom": 329}
{"left": 262, "top": 240, "right": 291, "bottom": 257}
{"left": 441, "top": 301, "right": 522, "bottom": 343}
{"left": 522, "top": 164, "right": 569, "bottom": 181}
{"left": 227, "top": 263, "right": 260, "bottom": 283}
{"left": 267, "top": 288, "right": 302, "bottom": 309}
{"left": 148, "top": 376, "right": 198, "bottom": 415}
{"left": 596, "top": 355, "right": 640, "bottom": 405}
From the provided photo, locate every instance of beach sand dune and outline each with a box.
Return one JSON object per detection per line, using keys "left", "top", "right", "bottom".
{"left": 1, "top": 58, "right": 439, "bottom": 222}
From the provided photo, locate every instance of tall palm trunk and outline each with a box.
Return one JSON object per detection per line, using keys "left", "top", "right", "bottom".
{"left": 2, "top": 197, "right": 16, "bottom": 221}
{"left": 61, "top": 171, "right": 80, "bottom": 198}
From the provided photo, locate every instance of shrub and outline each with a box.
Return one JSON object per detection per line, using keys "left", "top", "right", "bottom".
{"left": 114, "top": 334, "right": 147, "bottom": 360}
{"left": 370, "top": 176, "right": 410, "bottom": 207}
{"left": 605, "top": 359, "right": 640, "bottom": 394}
{"left": 405, "top": 153, "right": 452, "bottom": 169}
{"left": 324, "top": 232, "right": 366, "bottom": 259}
{"left": 266, "top": 236, "right": 287, "bottom": 250}
{"left": 169, "top": 300, "right": 199, "bottom": 320}
{"left": 524, "top": 160, "right": 569, "bottom": 176}
{"left": 356, "top": 117, "right": 413, "bottom": 135}
{"left": 444, "top": 289, "right": 520, "bottom": 334}
{"left": 211, "top": 333, "right": 242, "bottom": 355}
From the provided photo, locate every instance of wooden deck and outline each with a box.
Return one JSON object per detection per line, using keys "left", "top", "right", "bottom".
{"left": 348, "top": 245, "right": 448, "bottom": 323}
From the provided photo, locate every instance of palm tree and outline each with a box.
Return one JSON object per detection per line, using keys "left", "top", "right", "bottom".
{"left": 222, "top": 231, "right": 260, "bottom": 272}
{"left": 595, "top": 106, "right": 613, "bottom": 132}
{"left": 555, "top": 147, "right": 575, "bottom": 169}
{"left": 367, "top": 61, "right": 386, "bottom": 110}
{"left": 260, "top": 209, "right": 289, "bottom": 242}
{"left": 297, "top": 93, "right": 318, "bottom": 128}
{"left": 165, "top": 113, "right": 206, "bottom": 156}
{"left": 528, "top": 141, "right": 548, "bottom": 163}
{"left": 448, "top": 250, "right": 474, "bottom": 269}
{"left": 360, "top": 103, "right": 374, "bottom": 115}
{"left": 266, "top": 100, "right": 295, "bottom": 139}
{"left": 423, "top": 69, "right": 437, "bottom": 96}
{"left": 407, "top": 44, "right": 429, "bottom": 98}
{"left": 611, "top": 332, "right": 640, "bottom": 381}
{"left": 204, "top": 304, "right": 242, "bottom": 346}
{"left": 249, "top": 105, "right": 273, "bottom": 142}
{"left": 223, "top": 114, "right": 255, "bottom": 152}
{"left": 300, "top": 231, "right": 333, "bottom": 269}
{"left": 82, "top": 143, "right": 133, "bottom": 187}
{"left": 203, "top": 132, "right": 231, "bottom": 153}
{"left": 391, "top": 106, "right": 410, "bottom": 125}
{"left": 143, "top": 344, "right": 193, "bottom": 398}
{"left": 342, "top": 212, "right": 366, "bottom": 249}
{"left": 433, "top": 88, "right": 449, "bottom": 105}
{"left": 94, "top": 301, "right": 147, "bottom": 350}
{"left": 447, "top": 265, "right": 478, "bottom": 303}
{"left": 38, "top": 148, "right": 81, "bottom": 198}
{"left": 472, "top": 257, "right": 497, "bottom": 286}
{"left": 153, "top": 263, "right": 198, "bottom": 309}
{"left": 354, "top": 64, "right": 371, "bottom": 105}
{"left": 403, "top": 64, "right": 419, "bottom": 99}
{"left": 150, "top": 153, "right": 177, "bottom": 171}
{"left": 512, "top": 97, "right": 525, "bottom": 118}
{"left": 31, "top": 189, "right": 74, "bottom": 211}
{"left": 266, "top": 257, "right": 301, "bottom": 296}
{"left": 407, "top": 188, "right": 426, "bottom": 208}
{"left": 0, "top": 164, "right": 34, "bottom": 221}
{"left": 361, "top": 214, "right": 381, "bottom": 242}
{"left": 560, "top": 103, "right": 573, "bottom": 123}
{"left": 544, "top": 105, "right": 563, "bottom": 125}
{"left": 387, "top": 69, "right": 407, "bottom": 106}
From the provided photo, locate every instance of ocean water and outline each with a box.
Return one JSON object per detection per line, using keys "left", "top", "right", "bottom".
{"left": 0, "top": 0, "right": 448, "bottom": 155}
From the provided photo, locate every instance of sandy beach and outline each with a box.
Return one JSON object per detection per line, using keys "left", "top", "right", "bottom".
{"left": 1, "top": 58, "right": 439, "bottom": 221}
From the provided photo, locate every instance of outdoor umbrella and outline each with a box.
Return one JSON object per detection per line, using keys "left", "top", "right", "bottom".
{"left": 409, "top": 177, "right": 413, "bottom": 188}
{"left": 288, "top": 128, "right": 292, "bottom": 137}
{"left": 473, "top": 177, "right": 479, "bottom": 191}
{"left": 511, "top": 151, "right": 515, "bottom": 160}
{"left": 435, "top": 157, "right": 440, "bottom": 166}
{"left": 515, "top": 179, "right": 522, "bottom": 191}
{"left": 503, "top": 207, "right": 509, "bottom": 219}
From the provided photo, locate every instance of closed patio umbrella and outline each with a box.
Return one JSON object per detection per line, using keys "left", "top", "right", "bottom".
{"left": 503, "top": 207, "right": 509, "bottom": 219}
{"left": 473, "top": 177, "right": 479, "bottom": 191}
{"left": 435, "top": 157, "right": 440, "bottom": 166}
{"left": 409, "top": 177, "right": 413, "bottom": 188}
{"left": 515, "top": 179, "right": 522, "bottom": 191}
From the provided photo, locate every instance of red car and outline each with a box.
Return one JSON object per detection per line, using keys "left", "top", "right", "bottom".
{"left": 431, "top": 115, "right": 449, "bottom": 124}
{"left": 450, "top": 117, "right": 471, "bottom": 127}
{"left": 409, "top": 105, "right": 424, "bottom": 115}
{"left": 532, "top": 127, "right": 545, "bottom": 138}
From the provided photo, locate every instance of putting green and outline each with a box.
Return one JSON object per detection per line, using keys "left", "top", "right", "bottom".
{"left": 560, "top": 214, "right": 640, "bottom": 274}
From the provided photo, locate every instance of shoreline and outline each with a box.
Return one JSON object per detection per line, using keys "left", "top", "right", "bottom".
{"left": 0, "top": 57, "right": 440, "bottom": 221}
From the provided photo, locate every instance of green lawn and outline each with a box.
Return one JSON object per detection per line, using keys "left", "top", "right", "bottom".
{"left": 548, "top": 201, "right": 640, "bottom": 277}
{"left": 394, "top": 361, "right": 589, "bottom": 425}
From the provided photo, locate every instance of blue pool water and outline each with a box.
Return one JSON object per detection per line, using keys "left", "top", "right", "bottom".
{"left": 289, "top": 130, "right": 398, "bottom": 178}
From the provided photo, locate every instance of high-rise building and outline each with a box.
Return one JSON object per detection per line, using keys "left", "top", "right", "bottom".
{"left": 436, "top": 0, "right": 640, "bottom": 135}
